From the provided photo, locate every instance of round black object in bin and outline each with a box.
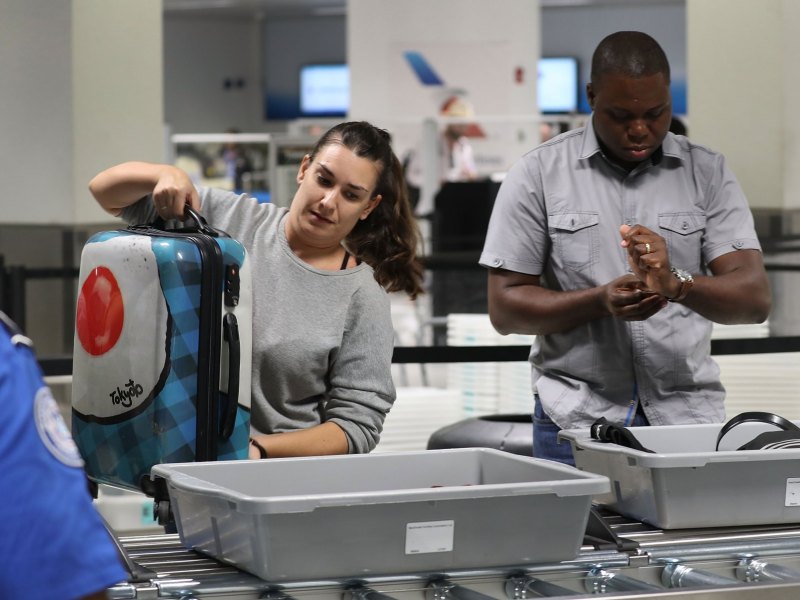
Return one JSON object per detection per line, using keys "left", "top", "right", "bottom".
{"left": 427, "top": 414, "right": 533, "bottom": 456}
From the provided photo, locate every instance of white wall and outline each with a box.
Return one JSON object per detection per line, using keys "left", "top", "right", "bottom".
{"left": 0, "top": 0, "right": 163, "bottom": 226}
{"left": 0, "top": 1, "right": 73, "bottom": 224}
{"left": 688, "top": 0, "right": 800, "bottom": 213}
{"left": 688, "top": 0, "right": 782, "bottom": 211}
{"left": 73, "top": 1, "right": 164, "bottom": 223}
{"left": 783, "top": 3, "right": 800, "bottom": 213}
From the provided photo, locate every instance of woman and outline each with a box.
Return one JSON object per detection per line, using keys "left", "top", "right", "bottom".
{"left": 89, "top": 121, "right": 424, "bottom": 459}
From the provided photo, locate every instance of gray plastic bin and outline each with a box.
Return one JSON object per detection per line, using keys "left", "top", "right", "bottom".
{"left": 151, "top": 448, "right": 609, "bottom": 581}
{"left": 559, "top": 421, "right": 800, "bottom": 529}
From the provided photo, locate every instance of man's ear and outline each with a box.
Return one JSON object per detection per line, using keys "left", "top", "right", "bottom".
{"left": 296, "top": 154, "right": 312, "bottom": 184}
{"left": 586, "top": 83, "right": 596, "bottom": 111}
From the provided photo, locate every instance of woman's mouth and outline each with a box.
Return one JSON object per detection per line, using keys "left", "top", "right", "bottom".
{"left": 309, "top": 210, "right": 334, "bottom": 224}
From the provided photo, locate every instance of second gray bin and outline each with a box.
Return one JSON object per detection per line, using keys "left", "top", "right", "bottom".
{"left": 560, "top": 421, "right": 800, "bottom": 529}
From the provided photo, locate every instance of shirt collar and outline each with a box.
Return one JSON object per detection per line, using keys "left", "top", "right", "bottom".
{"left": 579, "top": 114, "right": 685, "bottom": 167}
{"left": 578, "top": 116, "right": 603, "bottom": 160}
{"left": 660, "top": 130, "right": 684, "bottom": 160}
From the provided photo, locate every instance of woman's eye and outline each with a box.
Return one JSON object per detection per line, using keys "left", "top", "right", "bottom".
{"left": 317, "top": 175, "right": 332, "bottom": 186}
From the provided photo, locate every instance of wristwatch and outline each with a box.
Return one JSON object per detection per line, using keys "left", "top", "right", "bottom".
{"left": 668, "top": 266, "right": 694, "bottom": 302}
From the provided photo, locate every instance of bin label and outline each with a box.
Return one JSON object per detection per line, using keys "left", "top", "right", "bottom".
{"left": 405, "top": 520, "right": 454, "bottom": 554}
{"left": 786, "top": 478, "right": 800, "bottom": 507}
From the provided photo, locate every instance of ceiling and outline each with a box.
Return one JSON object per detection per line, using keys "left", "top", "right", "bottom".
{"left": 162, "top": 0, "right": 347, "bottom": 18}
{"left": 162, "top": 0, "right": 682, "bottom": 19}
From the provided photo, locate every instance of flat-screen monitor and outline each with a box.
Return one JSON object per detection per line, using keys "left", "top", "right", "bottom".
{"left": 299, "top": 64, "right": 349, "bottom": 117}
{"left": 538, "top": 57, "right": 579, "bottom": 114}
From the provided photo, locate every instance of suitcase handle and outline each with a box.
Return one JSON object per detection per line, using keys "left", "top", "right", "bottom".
{"left": 220, "top": 312, "right": 241, "bottom": 440}
{"left": 148, "top": 205, "right": 227, "bottom": 237}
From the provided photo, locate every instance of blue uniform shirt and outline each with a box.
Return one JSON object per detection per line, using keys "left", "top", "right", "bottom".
{"left": 0, "top": 314, "right": 127, "bottom": 599}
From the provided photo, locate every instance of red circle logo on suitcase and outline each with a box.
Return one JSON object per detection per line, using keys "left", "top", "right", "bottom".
{"left": 76, "top": 266, "right": 124, "bottom": 356}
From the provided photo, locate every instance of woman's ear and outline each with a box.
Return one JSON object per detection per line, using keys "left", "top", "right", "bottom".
{"left": 296, "top": 154, "right": 312, "bottom": 184}
{"left": 360, "top": 194, "right": 383, "bottom": 220}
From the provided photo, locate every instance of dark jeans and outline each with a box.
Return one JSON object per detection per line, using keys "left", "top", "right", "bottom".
{"left": 533, "top": 395, "right": 649, "bottom": 466}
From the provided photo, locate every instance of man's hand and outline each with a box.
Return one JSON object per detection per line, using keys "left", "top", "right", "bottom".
{"left": 619, "top": 223, "right": 683, "bottom": 300}
{"left": 602, "top": 273, "right": 667, "bottom": 321}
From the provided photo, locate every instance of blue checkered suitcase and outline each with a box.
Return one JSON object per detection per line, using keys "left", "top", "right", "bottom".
{"left": 71, "top": 208, "right": 252, "bottom": 494}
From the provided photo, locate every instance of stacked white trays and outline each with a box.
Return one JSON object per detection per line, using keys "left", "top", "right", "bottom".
{"left": 446, "top": 314, "right": 534, "bottom": 417}
{"left": 375, "top": 387, "right": 462, "bottom": 453}
{"left": 711, "top": 321, "right": 770, "bottom": 340}
{"left": 711, "top": 321, "right": 800, "bottom": 419}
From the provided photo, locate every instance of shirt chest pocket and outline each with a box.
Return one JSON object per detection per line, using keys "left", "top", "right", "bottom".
{"left": 549, "top": 212, "right": 599, "bottom": 271}
{"left": 658, "top": 213, "right": 706, "bottom": 273}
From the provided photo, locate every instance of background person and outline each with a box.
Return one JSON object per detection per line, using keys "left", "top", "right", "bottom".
{"left": 0, "top": 311, "right": 127, "bottom": 599}
{"left": 480, "top": 31, "right": 770, "bottom": 465}
{"left": 439, "top": 94, "right": 480, "bottom": 183}
{"left": 403, "top": 92, "right": 481, "bottom": 216}
{"left": 220, "top": 127, "right": 254, "bottom": 191}
{"left": 89, "top": 121, "right": 424, "bottom": 460}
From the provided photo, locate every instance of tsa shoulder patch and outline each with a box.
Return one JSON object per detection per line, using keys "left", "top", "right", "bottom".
{"left": 34, "top": 385, "right": 85, "bottom": 468}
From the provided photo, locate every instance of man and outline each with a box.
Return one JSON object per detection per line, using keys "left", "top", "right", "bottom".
{"left": 0, "top": 311, "right": 127, "bottom": 599}
{"left": 479, "top": 31, "right": 771, "bottom": 465}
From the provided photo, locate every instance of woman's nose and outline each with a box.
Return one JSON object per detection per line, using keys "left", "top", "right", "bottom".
{"left": 319, "top": 189, "right": 337, "bottom": 209}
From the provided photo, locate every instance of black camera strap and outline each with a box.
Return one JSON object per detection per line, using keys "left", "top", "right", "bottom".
{"left": 590, "top": 417, "right": 655, "bottom": 453}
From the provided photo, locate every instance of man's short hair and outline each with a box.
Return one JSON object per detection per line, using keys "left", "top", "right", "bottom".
{"left": 591, "top": 31, "right": 671, "bottom": 85}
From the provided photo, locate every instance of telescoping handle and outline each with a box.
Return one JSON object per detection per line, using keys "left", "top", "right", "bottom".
{"left": 219, "top": 312, "right": 240, "bottom": 441}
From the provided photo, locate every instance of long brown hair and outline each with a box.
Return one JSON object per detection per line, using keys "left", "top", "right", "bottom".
{"left": 308, "top": 121, "right": 425, "bottom": 299}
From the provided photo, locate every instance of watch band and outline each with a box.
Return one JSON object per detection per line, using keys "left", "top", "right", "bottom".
{"left": 668, "top": 271, "right": 693, "bottom": 302}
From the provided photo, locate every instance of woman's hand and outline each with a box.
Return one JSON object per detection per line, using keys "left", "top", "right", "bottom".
{"left": 152, "top": 166, "right": 200, "bottom": 220}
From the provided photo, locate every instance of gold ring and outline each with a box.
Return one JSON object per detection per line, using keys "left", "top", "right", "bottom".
{"left": 645, "top": 242, "right": 652, "bottom": 254}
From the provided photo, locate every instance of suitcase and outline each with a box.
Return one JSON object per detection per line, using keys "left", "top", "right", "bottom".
{"left": 71, "top": 208, "right": 252, "bottom": 495}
